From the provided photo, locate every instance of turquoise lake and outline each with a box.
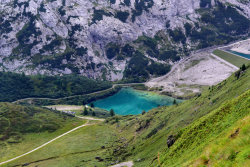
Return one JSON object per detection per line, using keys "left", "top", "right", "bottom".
{"left": 227, "top": 50, "right": 250, "bottom": 59}
{"left": 93, "top": 88, "right": 181, "bottom": 115}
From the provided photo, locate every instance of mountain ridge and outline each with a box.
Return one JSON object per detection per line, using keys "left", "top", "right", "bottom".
{"left": 0, "top": 0, "right": 250, "bottom": 81}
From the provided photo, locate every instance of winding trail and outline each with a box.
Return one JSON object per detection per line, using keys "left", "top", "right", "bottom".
{"left": 0, "top": 117, "right": 102, "bottom": 166}
{"left": 4, "top": 84, "right": 139, "bottom": 166}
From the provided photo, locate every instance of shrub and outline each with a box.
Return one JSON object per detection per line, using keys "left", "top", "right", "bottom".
{"left": 106, "top": 44, "right": 120, "bottom": 59}
{"left": 131, "top": 0, "right": 154, "bottom": 22}
{"left": 115, "top": 11, "right": 130, "bottom": 22}
{"left": 110, "top": 0, "right": 116, "bottom": 4}
{"left": 58, "top": 6, "right": 66, "bottom": 16}
{"left": 200, "top": 0, "right": 211, "bottom": 8}
{"left": 124, "top": 0, "right": 131, "bottom": 6}
{"left": 110, "top": 109, "right": 115, "bottom": 116}
{"left": 92, "top": 9, "right": 112, "bottom": 24}
{"left": 184, "top": 23, "right": 192, "bottom": 36}
{"left": 121, "top": 44, "right": 135, "bottom": 57}
{"left": 169, "top": 28, "right": 186, "bottom": 43}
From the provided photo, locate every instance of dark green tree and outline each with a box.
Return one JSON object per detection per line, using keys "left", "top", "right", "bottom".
{"left": 110, "top": 109, "right": 115, "bottom": 117}
{"left": 173, "top": 99, "right": 177, "bottom": 105}
{"left": 92, "top": 111, "right": 96, "bottom": 117}
{"left": 241, "top": 64, "right": 246, "bottom": 71}
{"left": 83, "top": 107, "right": 88, "bottom": 115}
{"left": 90, "top": 103, "right": 95, "bottom": 108}
{"left": 142, "top": 110, "right": 146, "bottom": 115}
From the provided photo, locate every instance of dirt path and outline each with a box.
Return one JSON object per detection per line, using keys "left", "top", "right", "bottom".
{"left": 110, "top": 161, "right": 134, "bottom": 167}
{"left": 0, "top": 119, "right": 100, "bottom": 166}
{"left": 76, "top": 116, "right": 105, "bottom": 121}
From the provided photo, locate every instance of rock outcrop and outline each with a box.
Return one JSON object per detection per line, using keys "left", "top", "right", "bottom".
{"left": 0, "top": 0, "right": 249, "bottom": 80}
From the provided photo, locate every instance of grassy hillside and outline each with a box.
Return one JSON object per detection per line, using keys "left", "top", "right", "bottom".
{"left": 5, "top": 124, "right": 118, "bottom": 167}
{"left": 159, "top": 89, "right": 250, "bottom": 166}
{"left": 0, "top": 72, "right": 111, "bottom": 102}
{"left": 1, "top": 67, "right": 249, "bottom": 166}
{"left": 188, "top": 115, "right": 250, "bottom": 167}
{"left": 104, "top": 64, "right": 250, "bottom": 166}
{"left": 213, "top": 49, "right": 249, "bottom": 67}
{"left": 0, "top": 103, "right": 86, "bottom": 162}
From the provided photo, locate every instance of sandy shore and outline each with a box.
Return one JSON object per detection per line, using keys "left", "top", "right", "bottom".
{"left": 222, "top": 38, "right": 250, "bottom": 54}
{"left": 231, "top": 47, "right": 250, "bottom": 55}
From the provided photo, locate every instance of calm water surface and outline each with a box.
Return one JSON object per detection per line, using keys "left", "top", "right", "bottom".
{"left": 227, "top": 50, "right": 250, "bottom": 59}
{"left": 93, "top": 88, "right": 181, "bottom": 115}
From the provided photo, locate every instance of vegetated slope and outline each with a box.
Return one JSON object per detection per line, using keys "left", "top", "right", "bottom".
{"left": 159, "top": 89, "right": 250, "bottom": 167}
{"left": 0, "top": 103, "right": 77, "bottom": 143}
{"left": 0, "top": 72, "right": 111, "bottom": 102}
{"left": 105, "top": 64, "right": 250, "bottom": 166}
{"left": 4, "top": 124, "right": 118, "bottom": 167}
{"left": 0, "top": 102, "right": 85, "bottom": 162}
{"left": 187, "top": 114, "right": 250, "bottom": 167}
{"left": 0, "top": 0, "right": 249, "bottom": 81}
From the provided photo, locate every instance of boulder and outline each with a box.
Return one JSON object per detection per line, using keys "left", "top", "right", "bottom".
{"left": 167, "top": 135, "right": 176, "bottom": 148}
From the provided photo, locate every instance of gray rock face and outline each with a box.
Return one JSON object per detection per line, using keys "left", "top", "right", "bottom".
{"left": 0, "top": 0, "right": 249, "bottom": 80}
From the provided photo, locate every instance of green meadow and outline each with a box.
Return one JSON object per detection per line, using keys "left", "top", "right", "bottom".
{"left": 5, "top": 124, "right": 118, "bottom": 167}
{"left": 213, "top": 49, "right": 249, "bottom": 67}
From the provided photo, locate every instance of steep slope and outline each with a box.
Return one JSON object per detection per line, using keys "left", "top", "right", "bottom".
{"left": 0, "top": 0, "right": 249, "bottom": 80}
{"left": 0, "top": 71, "right": 111, "bottom": 102}
{"left": 0, "top": 102, "right": 85, "bottom": 162}
{"left": 0, "top": 102, "right": 80, "bottom": 143}
{"left": 159, "top": 89, "right": 250, "bottom": 166}
{"left": 104, "top": 64, "right": 250, "bottom": 166}
{"left": 187, "top": 115, "right": 250, "bottom": 167}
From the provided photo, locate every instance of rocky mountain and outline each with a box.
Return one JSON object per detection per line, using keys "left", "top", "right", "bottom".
{"left": 0, "top": 0, "right": 249, "bottom": 81}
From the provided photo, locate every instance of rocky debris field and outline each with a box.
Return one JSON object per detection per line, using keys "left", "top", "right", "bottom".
{"left": 146, "top": 48, "right": 238, "bottom": 98}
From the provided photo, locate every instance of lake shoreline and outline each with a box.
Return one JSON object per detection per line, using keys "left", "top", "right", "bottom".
{"left": 92, "top": 87, "right": 181, "bottom": 115}
{"left": 13, "top": 84, "right": 184, "bottom": 112}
